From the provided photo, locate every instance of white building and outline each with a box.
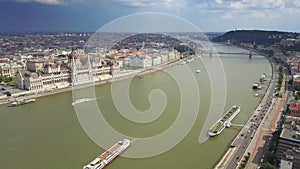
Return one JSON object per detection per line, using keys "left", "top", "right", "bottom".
{"left": 152, "top": 55, "right": 162, "bottom": 66}
{"left": 129, "top": 55, "right": 152, "bottom": 68}
{"left": 0, "top": 63, "right": 11, "bottom": 77}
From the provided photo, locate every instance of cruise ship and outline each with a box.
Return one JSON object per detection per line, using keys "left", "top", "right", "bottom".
{"left": 208, "top": 105, "right": 241, "bottom": 137}
{"left": 83, "top": 139, "right": 131, "bottom": 169}
{"left": 9, "top": 98, "right": 36, "bottom": 107}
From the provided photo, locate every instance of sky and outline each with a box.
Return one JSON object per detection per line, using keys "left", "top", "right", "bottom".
{"left": 0, "top": 0, "right": 299, "bottom": 32}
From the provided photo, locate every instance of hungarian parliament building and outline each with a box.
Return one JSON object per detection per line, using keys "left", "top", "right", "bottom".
{"left": 16, "top": 48, "right": 180, "bottom": 92}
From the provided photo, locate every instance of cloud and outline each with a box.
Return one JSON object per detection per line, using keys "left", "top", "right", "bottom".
{"left": 229, "top": 1, "right": 245, "bottom": 9}
{"left": 114, "top": 0, "right": 156, "bottom": 8}
{"left": 193, "top": 0, "right": 298, "bottom": 21}
{"left": 0, "top": 0, "right": 299, "bottom": 32}
{"left": 201, "top": 0, "right": 286, "bottom": 10}
{"left": 215, "top": 0, "right": 222, "bottom": 5}
{"left": 282, "top": 7, "right": 300, "bottom": 15}
{"left": 114, "top": 0, "right": 187, "bottom": 9}
{"left": 16, "top": 0, "right": 66, "bottom": 5}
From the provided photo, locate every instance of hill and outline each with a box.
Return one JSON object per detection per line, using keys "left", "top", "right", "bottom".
{"left": 212, "top": 30, "right": 299, "bottom": 45}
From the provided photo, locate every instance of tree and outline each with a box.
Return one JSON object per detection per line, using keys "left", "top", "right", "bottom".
{"left": 3, "top": 76, "right": 10, "bottom": 83}
{"left": 267, "top": 50, "right": 274, "bottom": 57}
{"left": 286, "top": 104, "right": 290, "bottom": 114}
{"left": 279, "top": 66, "right": 283, "bottom": 72}
{"left": 295, "top": 91, "right": 300, "bottom": 100}
{"left": 261, "top": 162, "right": 275, "bottom": 169}
{"left": 288, "top": 79, "right": 293, "bottom": 85}
{"left": 266, "top": 153, "right": 276, "bottom": 165}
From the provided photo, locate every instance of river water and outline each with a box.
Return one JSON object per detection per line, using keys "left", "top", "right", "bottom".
{"left": 0, "top": 44, "right": 272, "bottom": 169}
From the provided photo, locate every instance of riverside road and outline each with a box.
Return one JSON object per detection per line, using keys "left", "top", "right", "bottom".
{"left": 215, "top": 57, "right": 278, "bottom": 169}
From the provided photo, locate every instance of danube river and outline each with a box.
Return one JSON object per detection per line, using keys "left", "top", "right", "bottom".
{"left": 0, "top": 44, "right": 272, "bottom": 169}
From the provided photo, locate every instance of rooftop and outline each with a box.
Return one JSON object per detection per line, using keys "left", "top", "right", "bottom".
{"left": 281, "top": 116, "right": 300, "bottom": 142}
{"left": 289, "top": 101, "right": 300, "bottom": 111}
{"left": 280, "top": 160, "right": 293, "bottom": 169}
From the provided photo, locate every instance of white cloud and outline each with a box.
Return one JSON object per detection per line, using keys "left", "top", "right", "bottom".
{"left": 191, "top": 0, "right": 298, "bottom": 22}
{"left": 282, "top": 7, "right": 300, "bottom": 15}
{"left": 227, "top": 0, "right": 285, "bottom": 10}
{"left": 251, "top": 11, "right": 267, "bottom": 18}
{"left": 115, "top": 0, "right": 155, "bottom": 8}
{"left": 215, "top": 0, "right": 222, "bottom": 5}
{"left": 220, "top": 8, "right": 284, "bottom": 20}
{"left": 221, "top": 12, "right": 234, "bottom": 19}
{"left": 286, "top": 0, "right": 300, "bottom": 7}
{"left": 16, "top": 0, "right": 66, "bottom": 5}
{"left": 294, "top": 1, "right": 300, "bottom": 7}
{"left": 115, "top": 0, "right": 187, "bottom": 9}
{"left": 229, "top": 1, "right": 245, "bottom": 9}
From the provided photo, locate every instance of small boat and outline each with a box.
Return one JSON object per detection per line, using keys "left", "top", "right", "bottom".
{"left": 9, "top": 98, "right": 36, "bottom": 107}
{"left": 196, "top": 69, "right": 201, "bottom": 73}
{"left": 186, "top": 58, "right": 195, "bottom": 63}
{"left": 252, "top": 82, "right": 262, "bottom": 90}
{"left": 254, "top": 93, "right": 259, "bottom": 97}
{"left": 72, "top": 98, "right": 95, "bottom": 106}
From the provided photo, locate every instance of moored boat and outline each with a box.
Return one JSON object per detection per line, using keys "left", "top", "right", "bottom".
{"left": 252, "top": 82, "right": 262, "bottom": 89}
{"left": 208, "top": 105, "right": 241, "bottom": 137}
{"left": 186, "top": 58, "right": 195, "bottom": 63}
{"left": 9, "top": 98, "right": 36, "bottom": 107}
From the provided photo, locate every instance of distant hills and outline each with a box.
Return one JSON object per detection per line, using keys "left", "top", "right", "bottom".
{"left": 212, "top": 30, "right": 299, "bottom": 45}
{"left": 112, "top": 33, "right": 194, "bottom": 54}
